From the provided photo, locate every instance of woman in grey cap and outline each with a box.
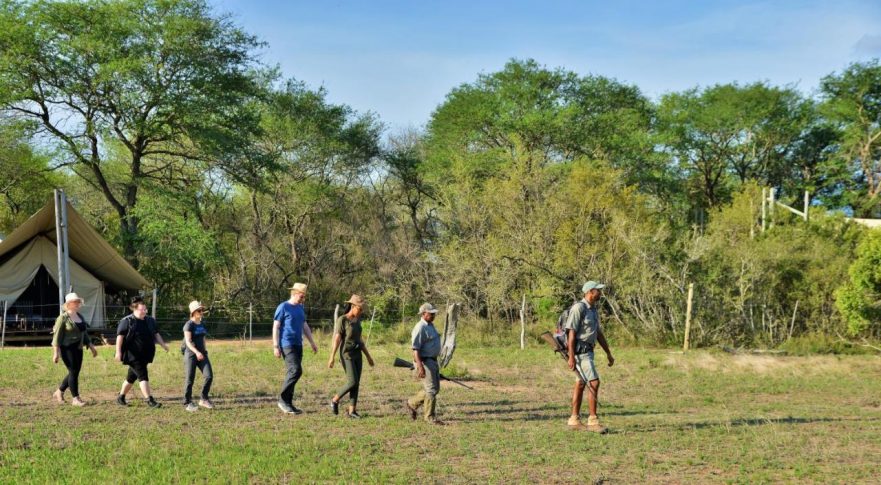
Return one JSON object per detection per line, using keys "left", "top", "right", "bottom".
{"left": 327, "top": 294, "right": 375, "bottom": 418}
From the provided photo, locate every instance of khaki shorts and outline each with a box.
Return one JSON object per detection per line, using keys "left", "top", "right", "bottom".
{"left": 574, "top": 352, "right": 599, "bottom": 383}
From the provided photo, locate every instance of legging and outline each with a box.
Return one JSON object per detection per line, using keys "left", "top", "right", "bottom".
{"left": 58, "top": 344, "right": 84, "bottom": 397}
{"left": 335, "top": 352, "right": 362, "bottom": 406}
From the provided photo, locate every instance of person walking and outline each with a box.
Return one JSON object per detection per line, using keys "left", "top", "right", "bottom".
{"left": 328, "top": 294, "right": 375, "bottom": 419}
{"left": 51, "top": 292, "right": 98, "bottom": 406}
{"left": 564, "top": 281, "right": 615, "bottom": 433}
{"left": 182, "top": 300, "right": 214, "bottom": 412}
{"left": 273, "top": 283, "right": 319, "bottom": 414}
{"left": 405, "top": 303, "right": 444, "bottom": 424}
{"left": 115, "top": 296, "right": 169, "bottom": 408}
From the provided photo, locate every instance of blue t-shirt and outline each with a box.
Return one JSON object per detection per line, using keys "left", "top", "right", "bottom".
{"left": 274, "top": 302, "right": 306, "bottom": 347}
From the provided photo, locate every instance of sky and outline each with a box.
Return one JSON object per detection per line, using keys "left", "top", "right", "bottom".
{"left": 213, "top": 0, "right": 881, "bottom": 132}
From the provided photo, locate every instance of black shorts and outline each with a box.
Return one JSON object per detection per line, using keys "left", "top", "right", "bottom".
{"left": 125, "top": 362, "right": 150, "bottom": 383}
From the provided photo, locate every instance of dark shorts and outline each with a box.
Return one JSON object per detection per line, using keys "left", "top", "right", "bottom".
{"left": 126, "top": 362, "right": 150, "bottom": 383}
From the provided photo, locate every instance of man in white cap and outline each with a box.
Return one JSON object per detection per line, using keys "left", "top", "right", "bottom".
{"left": 564, "top": 281, "right": 615, "bottom": 433}
{"left": 272, "top": 282, "right": 318, "bottom": 414}
{"left": 405, "top": 303, "right": 443, "bottom": 424}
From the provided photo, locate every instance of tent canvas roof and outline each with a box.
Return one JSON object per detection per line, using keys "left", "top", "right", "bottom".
{"left": 0, "top": 200, "right": 148, "bottom": 290}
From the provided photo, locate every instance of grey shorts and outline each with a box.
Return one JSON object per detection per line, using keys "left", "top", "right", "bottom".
{"left": 574, "top": 352, "right": 599, "bottom": 383}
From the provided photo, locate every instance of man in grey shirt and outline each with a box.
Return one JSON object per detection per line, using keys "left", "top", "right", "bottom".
{"left": 564, "top": 281, "right": 615, "bottom": 433}
{"left": 405, "top": 303, "right": 443, "bottom": 424}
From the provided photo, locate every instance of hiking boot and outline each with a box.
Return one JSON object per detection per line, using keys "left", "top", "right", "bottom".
{"left": 405, "top": 401, "right": 418, "bottom": 421}
{"left": 185, "top": 402, "right": 199, "bottom": 412}
{"left": 198, "top": 399, "right": 214, "bottom": 409}
{"left": 147, "top": 397, "right": 162, "bottom": 409}
{"left": 278, "top": 400, "right": 296, "bottom": 414}
{"left": 71, "top": 397, "right": 86, "bottom": 407}
{"left": 289, "top": 404, "right": 303, "bottom": 415}
{"left": 53, "top": 389, "right": 64, "bottom": 403}
{"left": 116, "top": 394, "right": 128, "bottom": 407}
{"left": 330, "top": 399, "right": 339, "bottom": 415}
{"left": 586, "top": 416, "right": 608, "bottom": 434}
{"left": 567, "top": 415, "right": 587, "bottom": 430}
{"left": 347, "top": 411, "right": 362, "bottom": 419}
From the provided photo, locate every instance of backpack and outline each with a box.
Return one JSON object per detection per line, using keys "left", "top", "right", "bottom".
{"left": 553, "top": 301, "right": 592, "bottom": 354}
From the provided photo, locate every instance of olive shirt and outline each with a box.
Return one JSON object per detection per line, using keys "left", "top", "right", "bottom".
{"left": 51, "top": 312, "right": 90, "bottom": 348}
{"left": 563, "top": 299, "right": 600, "bottom": 348}
{"left": 333, "top": 315, "right": 363, "bottom": 356}
{"left": 411, "top": 319, "right": 441, "bottom": 359}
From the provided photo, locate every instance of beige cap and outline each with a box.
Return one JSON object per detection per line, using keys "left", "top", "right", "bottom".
{"left": 289, "top": 283, "right": 308, "bottom": 294}
{"left": 64, "top": 293, "right": 84, "bottom": 304}
{"left": 345, "top": 294, "right": 366, "bottom": 307}
{"left": 188, "top": 300, "right": 206, "bottom": 315}
{"left": 418, "top": 302, "right": 439, "bottom": 315}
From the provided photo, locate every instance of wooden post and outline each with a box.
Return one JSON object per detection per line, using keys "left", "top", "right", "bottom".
{"left": 1, "top": 300, "right": 6, "bottom": 350}
{"left": 788, "top": 300, "right": 799, "bottom": 340}
{"left": 769, "top": 188, "right": 776, "bottom": 229}
{"left": 683, "top": 283, "right": 694, "bottom": 351}
{"left": 248, "top": 302, "right": 253, "bottom": 342}
{"left": 803, "top": 191, "right": 810, "bottom": 222}
{"left": 519, "top": 294, "right": 526, "bottom": 350}
{"left": 761, "top": 187, "right": 767, "bottom": 233}
{"left": 365, "top": 307, "right": 377, "bottom": 344}
{"left": 151, "top": 288, "right": 158, "bottom": 318}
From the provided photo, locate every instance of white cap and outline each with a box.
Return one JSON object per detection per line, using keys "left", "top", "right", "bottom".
{"left": 418, "top": 303, "right": 439, "bottom": 315}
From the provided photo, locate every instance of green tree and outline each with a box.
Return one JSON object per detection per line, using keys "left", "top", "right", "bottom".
{"left": 0, "top": 0, "right": 263, "bottom": 262}
{"left": 820, "top": 59, "right": 881, "bottom": 217}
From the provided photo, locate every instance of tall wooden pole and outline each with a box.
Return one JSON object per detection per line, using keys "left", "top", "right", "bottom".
{"left": 519, "top": 294, "right": 526, "bottom": 350}
{"left": 683, "top": 283, "right": 694, "bottom": 351}
{"left": 151, "top": 288, "right": 158, "bottom": 318}
{"left": 1, "top": 300, "right": 7, "bottom": 350}
{"left": 761, "top": 187, "right": 767, "bottom": 233}
{"left": 248, "top": 302, "right": 253, "bottom": 342}
{"left": 804, "top": 191, "right": 810, "bottom": 222}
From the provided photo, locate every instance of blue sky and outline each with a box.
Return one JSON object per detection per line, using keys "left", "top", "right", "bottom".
{"left": 213, "top": 0, "right": 881, "bottom": 131}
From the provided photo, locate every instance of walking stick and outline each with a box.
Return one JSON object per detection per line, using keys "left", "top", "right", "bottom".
{"left": 365, "top": 307, "right": 377, "bottom": 344}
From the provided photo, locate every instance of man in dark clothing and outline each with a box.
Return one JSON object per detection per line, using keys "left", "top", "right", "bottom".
{"left": 115, "top": 297, "right": 169, "bottom": 408}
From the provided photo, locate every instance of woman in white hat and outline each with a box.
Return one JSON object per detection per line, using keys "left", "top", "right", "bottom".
{"left": 51, "top": 292, "right": 98, "bottom": 406}
{"left": 182, "top": 300, "right": 214, "bottom": 411}
{"left": 327, "top": 294, "right": 375, "bottom": 418}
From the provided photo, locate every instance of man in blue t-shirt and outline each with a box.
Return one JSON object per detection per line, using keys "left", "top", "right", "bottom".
{"left": 273, "top": 282, "right": 318, "bottom": 414}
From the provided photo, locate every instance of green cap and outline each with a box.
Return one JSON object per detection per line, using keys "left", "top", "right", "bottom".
{"left": 582, "top": 281, "right": 606, "bottom": 293}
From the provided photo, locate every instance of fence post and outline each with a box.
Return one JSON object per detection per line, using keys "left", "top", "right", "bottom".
{"left": 683, "top": 283, "right": 694, "bottom": 351}
{"left": 1, "top": 300, "right": 7, "bottom": 350}
{"left": 248, "top": 302, "right": 253, "bottom": 342}
{"left": 519, "top": 294, "right": 526, "bottom": 350}
{"left": 151, "top": 288, "right": 158, "bottom": 318}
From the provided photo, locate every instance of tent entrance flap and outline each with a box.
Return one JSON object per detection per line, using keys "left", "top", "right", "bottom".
{"left": 6, "top": 265, "right": 59, "bottom": 330}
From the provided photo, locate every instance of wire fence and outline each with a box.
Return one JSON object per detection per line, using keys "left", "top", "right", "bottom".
{"left": 0, "top": 300, "right": 420, "bottom": 343}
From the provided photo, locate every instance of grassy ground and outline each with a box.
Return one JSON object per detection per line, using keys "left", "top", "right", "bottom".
{"left": 1, "top": 338, "right": 880, "bottom": 484}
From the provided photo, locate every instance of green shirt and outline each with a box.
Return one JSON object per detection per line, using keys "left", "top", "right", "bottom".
{"left": 52, "top": 312, "right": 90, "bottom": 348}
{"left": 334, "top": 315, "right": 363, "bottom": 355}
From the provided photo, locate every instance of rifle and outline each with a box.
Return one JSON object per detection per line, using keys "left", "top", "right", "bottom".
{"left": 540, "top": 331, "right": 570, "bottom": 360}
{"left": 393, "top": 357, "right": 474, "bottom": 390}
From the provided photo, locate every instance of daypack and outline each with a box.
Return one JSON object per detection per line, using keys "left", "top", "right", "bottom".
{"left": 551, "top": 301, "right": 593, "bottom": 354}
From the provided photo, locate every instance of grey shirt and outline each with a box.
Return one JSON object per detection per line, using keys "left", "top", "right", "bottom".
{"left": 411, "top": 319, "right": 441, "bottom": 358}
{"left": 563, "top": 299, "right": 600, "bottom": 347}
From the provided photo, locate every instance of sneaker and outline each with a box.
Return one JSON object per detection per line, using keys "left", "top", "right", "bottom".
{"left": 71, "top": 397, "right": 86, "bottom": 407}
{"left": 278, "top": 400, "right": 296, "bottom": 414}
{"left": 347, "top": 411, "right": 362, "bottom": 419}
{"left": 330, "top": 399, "right": 339, "bottom": 415}
{"left": 289, "top": 405, "right": 303, "bottom": 415}
{"left": 116, "top": 394, "right": 128, "bottom": 407}
{"left": 405, "top": 401, "right": 418, "bottom": 421}
{"left": 185, "top": 402, "right": 199, "bottom": 412}
{"left": 198, "top": 399, "right": 215, "bottom": 409}
{"left": 53, "top": 389, "right": 65, "bottom": 403}
{"left": 147, "top": 397, "right": 162, "bottom": 409}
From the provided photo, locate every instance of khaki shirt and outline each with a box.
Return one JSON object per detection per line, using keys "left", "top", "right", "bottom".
{"left": 563, "top": 299, "right": 600, "bottom": 347}
{"left": 411, "top": 319, "right": 441, "bottom": 358}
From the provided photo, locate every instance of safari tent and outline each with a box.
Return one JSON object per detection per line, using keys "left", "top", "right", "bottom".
{"left": 0, "top": 192, "right": 148, "bottom": 340}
